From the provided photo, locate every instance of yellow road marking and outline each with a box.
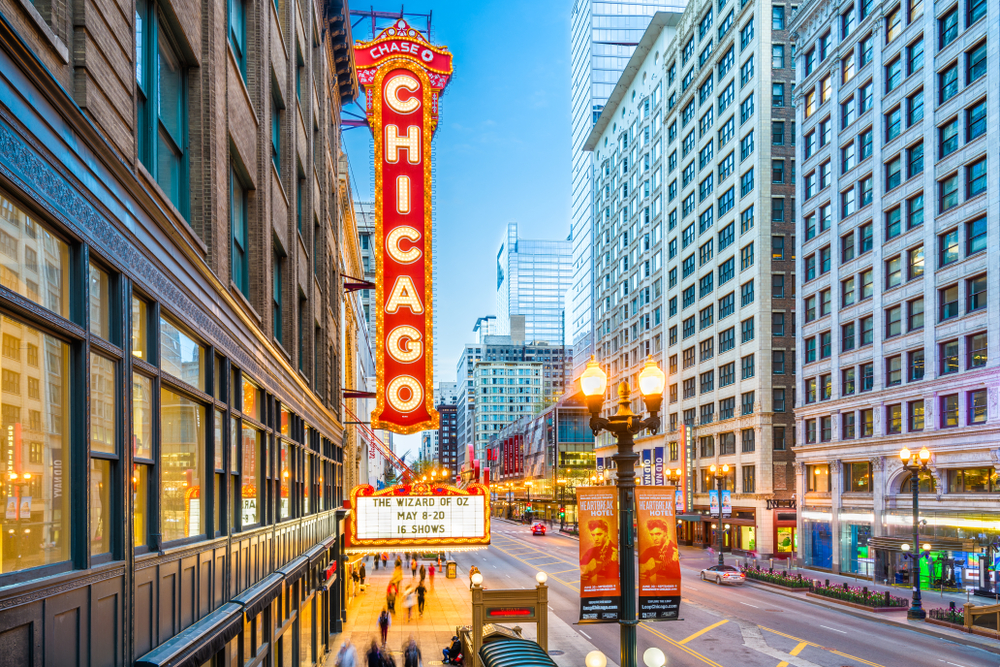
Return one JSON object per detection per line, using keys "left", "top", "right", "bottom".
{"left": 760, "top": 626, "right": 885, "bottom": 667}
{"left": 641, "top": 622, "right": 725, "bottom": 667}
{"left": 679, "top": 619, "right": 729, "bottom": 645}
{"left": 776, "top": 641, "right": 807, "bottom": 667}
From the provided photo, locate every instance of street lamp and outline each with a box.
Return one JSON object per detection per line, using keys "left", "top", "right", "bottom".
{"left": 579, "top": 355, "right": 664, "bottom": 667}
{"left": 899, "top": 446, "right": 932, "bottom": 620}
{"left": 710, "top": 463, "right": 730, "bottom": 566}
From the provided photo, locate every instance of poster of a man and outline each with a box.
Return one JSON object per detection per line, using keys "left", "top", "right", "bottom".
{"left": 639, "top": 518, "right": 681, "bottom": 587}
{"left": 580, "top": 518, "right": 620, "bottom": 589}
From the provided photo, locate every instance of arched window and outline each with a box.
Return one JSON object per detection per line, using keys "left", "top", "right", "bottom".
{"left": 898, "top": 469, "right": 936, "bottom": 493}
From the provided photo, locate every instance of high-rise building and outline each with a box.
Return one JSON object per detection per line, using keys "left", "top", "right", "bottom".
{"left": 473, "top": 361, "right": 546, "bottom": 460}
{"left": 569, "top": 0, "right": 690, "bottom": 379}
{"left": 438, "top": 403, "right": 460, "bottom": 478}
{"left": 496, "top": 222, "right": 573, "bottom": 345}
{"left": 791, "top": 0, "right": 998, "bottom": 578}
{"left": 586, "top": 5, "right": 798, "bottom": 558}
{"left": 456, "top": 332, "right": 572, "bottom": 469}
{"left": 356, "top": 200, "right": 377, "bottom": 344}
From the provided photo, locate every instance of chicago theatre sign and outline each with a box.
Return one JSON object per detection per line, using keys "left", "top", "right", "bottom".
{"left": 355, "top": 21, "right": 452, "bottom": 434}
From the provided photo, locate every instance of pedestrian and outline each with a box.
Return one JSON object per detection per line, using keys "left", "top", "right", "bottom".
{"left": 360, "top": 561, "right": 367, "bottom": 588}
{"left": 428, "top": 563, "right": 435, "bottom": 590}
{"left": 404, "top": 638, "right": 422, "bottom": 667}
{"left": 336, "top": 641, "right": 358, "bottom": 667}
{"left": 367, "top": 640, "right": 382, "bottom": 667}
{"left": 402, "top": 584, "right": 417, "bottom": 622}
{"left": 416, "top": 581, "right": 426, "bottom": 616}
{"left": 352, "top": 568, "right": 360, "bottom": 595}
{"left": 386, "top": 582, "right": 397, "bottom": 614}
{"left": 468, "top": 565, "right": 480, "bottom": 590}
{"left": 411, "top": 557, "right": 418, "bottom": 579}
{"left": 405, "top": 551, "right": 410, "bottom": 567}
{"left": 382, "top": 552, "right": 388, "bottom": 569}
{"left": 419, "top": 564, "right": 426, "bottom": 583}
{"left": 374, "top": 554, "right": 380, "bottom": 571}
{"left": 378, "top": 608, "right": 391, "bottom": 646}
{"left": 442, "top": 636, "right": 462, "bottom": 664}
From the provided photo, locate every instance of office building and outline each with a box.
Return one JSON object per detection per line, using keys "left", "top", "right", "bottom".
{"left": 474, "top": 361, "right": 546, "bottom": 459}
{"left": 438, "top": 403, "right": 460, "bottom": 478}
{"left": 569, "top": 0, "right": 691, "bottom": 379}
{"left": 585, "top": 5, "right": 798, "bottom": 557}
{"left": 496, "top": 222, "right": 573, "bottom": 346}
{"left": 0, "top": 0, "right": 362, "bottom": 661}
{"left": 791, "top": 0, "right": 999, "bottom": 582}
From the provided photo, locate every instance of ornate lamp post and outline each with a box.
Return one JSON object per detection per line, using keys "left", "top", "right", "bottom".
{"left": 579, "top": 356, "right": 665, "bottom": 667}
{"left": 710, "top": 464, "right": 730, "bottom": 566}
{"left": 899, "top": 446, "right": 931, "bottom": 620}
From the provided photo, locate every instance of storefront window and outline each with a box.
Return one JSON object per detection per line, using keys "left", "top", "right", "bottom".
{"left": 242, "top": 375, "right": 261, "bottom": 421}
{"left": 0, "top": 188, "right": 71, "bottom": 318}
{"left": 131, "top": 296, "right": 148, "bottom": 358}
{"left": 741, "top": 525, "right": 756, "bottom": 551}
{"left": 90, "top": 458, "right": 111, "bottom": 556}
{"left": 0, "top": 321, "right": 70, "bottom": 574}
{"left": 775, "top": 526, "right": 794, "bottom": 553}
{"left": 839, "top": 514, "right": 873, "bottom": 574}
{"left": 242, "top": 424, "right": 261, "bottom": 526}
{"left": 88, "top": 263, "right": 110, "bottom": 339}
{"left": 280, "top": 406, "right": 291, "bottom": 436}
{"left": 847, "top": 462, "right": 871, "bottom": 492}
{"left": 803, "top": 511, "right": 833, "bottom": 569}
{"left": 300, "top": 595, "right": 314, "bottom": 664}
{"left": 160, "top": 317, "right": 206, "bottom": 391}
{"left": 303, "top": 453, "right": 311, "bottom": 514}
{"left": 90, "top": 354, "right": 116, "bottom": 454}
{"left": 807, "top": 464, "right": 831, "bottom": 491}
{"left": 160, "top": 387, "right": 204, "bottom": 542}
{"left": 948, "top": 468, "right": 998, "bottom": 493}
{"left": 280, "top": 440, "right": 290, "bottom": 520}
{"left": 133, "top": 464, "right": 148, "bottom": 547}
{"left": 899, "top": 469, "right": 935, "bottom": 493}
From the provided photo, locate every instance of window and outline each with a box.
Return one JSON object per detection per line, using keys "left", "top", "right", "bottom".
{"left": 886, "top": 6, "right": 901, "bottom": 42}
{"left": 885, "top": 106, "right": 901, "bottom": 142}
{"left": 886, "top": 403, "right": 902, "bottom": 434}
{"left": 772, "top": 5, "right": 785, "bottom": 29}
{"left": 908, "top": 89, "right": 924, "bottom": 125}
{"left": 161, "top": 386, "right": 205, "bottom": 541}
{"left": 741, "top": 429, "right": 755, "bottom": 454}
{"left": 160, "top": 316, "right": 206, "bottom": 390}
{"left": 228, "top": 0, "right": 247, "bottom": 78}
{"left": 966, "top": 217, "right": 987, "bottom": 255}
{"left": 908, "top": 36, "right": 924, "bottom": 73}
{"left": 842, "top": 367, "right": 856, "bottom": 395}
{"left": 843, "top": 413, "right": 856, "bottom": 439}
{"left": 772, "top": 121, "right": 784, "bottom": 145}
{"left": 773, "top": 275, "right": 785, "bottom": 300}
{"left": 967, "top": 99, "right": 987, "bottom": 141}
{"left": 908, "top": 193, "right": 924, "bottom": 229}
{"left": 772, "top": 83, "right": 785, "bottom": 106}
{"left": 720, "top": 361, "right": 735, "bottom": 385}
{"left": 230, "top": 166, "right": 249, "bottom": 298}
{"left": 860, "top": 315, "right": 874, "bottom": 345}
{"left": 940, "top": 64, "right": 958, "bottom": 103}
{"left": 273, "top": 251, "right": 283, "bottom": 343}
{"left": 740, "top": 279, "right": 754, "bottom": 306}
{"left": 969, "top": 332, "right": 988, "bottom": 368}
{"left": 741, "top": 19, "right": 754, "bottom": 49}
{"left": 907, "top": 246, "right": 924, "bottom": 280}
{"left": 940, "top": 8, "right": 958, "bottom": 48}
{"left": 967, "top": 42, "right": 987, "bottom": 82}
{"left": 886, "top": 355, "right": 902, "bottom": 386}
{"left": 740, "top": 206, "right": 755, "bottom": 234}
{"left": 907, "top": 142, "right": 923, "bottom": 178}
{"left": 137, "top": 7, "right": 189, "bottom": 216}
{"left": 842, "top": 7, "right": 856, "bottom": 37}
{"left": 742, "top": 464, "right": 756, "bottom": 493}
{"left": 740, "top": 354, "right": 754, "bottom": 379}
{"left": 773, "top": 348, "right": 785, "bottom": 372}
{"left": 908, "top": 297, "right": 924, "bottom": 330}
{"left": 940, "top": 174, "right": 959, "bottom": 211}
{"left": 842, "top": 278, "right": 856, "bottom": 307}
{"left": 886, "top": 57, "right": 902, "bottom": 92}
{"left": 741, "top": 316, "right": 754, "bottom": 342}
{"left": 860, "top": 33, "right": 874, "bottom": 65}
{"left": 741, "top": 131, "right": 755, "bottom": 160}
{"left": 842, "top": 52, "right": 856, "bottom": 83}
{"left": 940, "top": 118, "right": 958, "bottom": 156}
{"left": 741, "top": 391, "right": 755, "bottom": 415}
{"left": 885, "top": 157, "right": 902, "bottom": 191}
{"left": 968, "top": 0, "right": 986, "bottom": 24}
{"left": 741, "top": 57, "right": 754, "bottom": 87}
{"left": 940, "top": 284, "right": 959, "bottom": 321}
{"left": 909, "top": 400, "right": 924, "bottom": 431}
{"left": 940, "top": 394, "right": 958, "bottom": 428}
{"left": 807, "top": 464, "right": 830, "bottom": 491}
{"left": 859, "top": 127, "right": 872, "bottom": 159}
{"left": 967, "top": 160, "right": 987, "bottom": 199}
{"left": 860, "top": 267, "right": 873, "bottom": 298}
{"left": 271, "top": 88, "right": 283, "bottom": 175}
{"left": 885, "top": 256, "right": 902, "bottom": 290}
{"left": 967, "top": 274, "right": 987, "bottom": 312}
{"left": 841, "top": 97, "right": 856, "bottom": 129}
{"left": 740, "top": 94, "right": 755, "bottom": 124}
{"left": 940, "top": 339, "right": 959, "bottom": 374}
{"left": 860, "top": 364, "right": 874, "bottom": 392}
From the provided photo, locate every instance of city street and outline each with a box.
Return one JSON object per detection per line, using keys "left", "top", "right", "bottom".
{"left": 451, "top": 523, "right": 999, "bottom": 667}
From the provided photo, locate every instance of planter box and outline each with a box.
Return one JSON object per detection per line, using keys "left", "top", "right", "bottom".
{"left": 745, "top": 578, "right": 810, "bottom": 593}
{"left": 926, "top": 617, "right": 968, "bottom": 633}
{"left": 806, "top": 592, "right": 908, "bottom": 612}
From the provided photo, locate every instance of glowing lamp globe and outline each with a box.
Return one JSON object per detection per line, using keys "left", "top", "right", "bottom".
{"left": 643, "top": 647, "right": 667, "bottom": 667}
{"left": 470, "top": 572, "right": 484, "bottom": 587}
{"left": 899, "top": 447, "right": 911, "bottom": 462}
{"left": 535, "top": 571, "right": 548, "bottom": 584}
{"left": 919, "top": 447, "right": 930, "bottom": 462}
{"left": 585, "top": 651, "right": 608, "bottom": 667}
{"left": 637, "top": 357, "right": 666, "bottom": 398}
{"left": 579, "top": 357, "right": 608, "bottom": 398}
{"left": 923, "top": 543, "right": 932, "bottom": 552}
{"left": 901, "top": 543, "right": 910, "bottom": 551}
{"left": 722, "top": 464, "right": 730, "bottom": 473}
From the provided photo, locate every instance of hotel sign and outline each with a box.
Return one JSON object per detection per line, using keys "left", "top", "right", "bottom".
{"left": 355, "top": 21, "right": 452, "bottom": 434}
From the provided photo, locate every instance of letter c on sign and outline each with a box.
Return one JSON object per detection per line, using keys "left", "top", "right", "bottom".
{"left": 387, "top": 376, "right": 422, "bottom": 413}
{"left": 385, "top": 75, "right": 421, "bottom": 114}
{"left": 386, "top": 226, "right": 422, "bottom": 264}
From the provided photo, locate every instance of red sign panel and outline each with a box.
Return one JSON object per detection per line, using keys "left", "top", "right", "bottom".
{"left": 355, "top": 21, "right": 452, "bottom": 434}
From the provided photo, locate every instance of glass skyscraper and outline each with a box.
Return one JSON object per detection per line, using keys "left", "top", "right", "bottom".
{"left": 496, "top": 222, "right": 573, "bottom": 346}
{"left": 569, "top": 0, "right": 688, "bottom": 378}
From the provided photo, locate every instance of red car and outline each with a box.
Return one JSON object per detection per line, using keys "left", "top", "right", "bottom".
{"left": 531, "top": 523, "right": 546, "bottom": 536}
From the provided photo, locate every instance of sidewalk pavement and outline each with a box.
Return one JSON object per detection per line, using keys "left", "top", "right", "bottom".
{"left": 325, "top": 553, "right": 617, "bottom": 667}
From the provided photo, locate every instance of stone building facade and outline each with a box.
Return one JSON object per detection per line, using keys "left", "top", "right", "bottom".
{"left": 585, "top": 5, "right": 799, "bottom": 558}
{"left": 791, "top": 0, "right": 1000, "bottom": 582}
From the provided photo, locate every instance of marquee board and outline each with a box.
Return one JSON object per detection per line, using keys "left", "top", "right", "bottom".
{"left": 345, "top": 482, "right": 490, "bottom": 552}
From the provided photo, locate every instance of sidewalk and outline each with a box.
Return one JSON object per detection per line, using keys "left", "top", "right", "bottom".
{"left": 325, "top": 553, "right": 617, "bottom": 667}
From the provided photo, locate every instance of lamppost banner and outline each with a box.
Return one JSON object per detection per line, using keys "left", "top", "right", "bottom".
{"left": 636, "top": 486, "right": 682, "bottom": 620}
{"left": 642, "top": 449, "right": 653, "bottom": 485}
{"left": 654, "top": 446, "right": 664, "bottom": 485}
{"left": 576, "top": 486, "right": 620, "bottom": 621}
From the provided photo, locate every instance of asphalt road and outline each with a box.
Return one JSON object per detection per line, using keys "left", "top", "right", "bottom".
{"left": 451, "top": 523, "right": 999, "bottom": 667}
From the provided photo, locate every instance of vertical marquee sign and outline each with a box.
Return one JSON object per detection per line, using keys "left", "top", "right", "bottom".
{"left": 355, "top": 21, "right": 453, "bottom": 434}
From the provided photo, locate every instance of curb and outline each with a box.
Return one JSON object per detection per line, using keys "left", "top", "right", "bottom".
{"left": 745, "top": 579, "right": 1000, "bottom": 655}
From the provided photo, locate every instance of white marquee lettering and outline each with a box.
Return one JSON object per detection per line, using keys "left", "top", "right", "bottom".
{"left": 385, "top": 125, "right": 421, "bottom": 164}
{"left": 385, "top": 75, "right": 421, "bottom": 114}
{"left": 396, "top": 175, "right": 411, "bottom": 214}
{"left": 386, "top": 325, "right": 422, "bottom": 363}
{"left": 385, "top": 276, "right": 424, "bottom": 314}
{"left": 387, "top": 375, "right": 422, "bottom": 413}
{"left": 386, "top": 226, "right": 421, "bottom": 264}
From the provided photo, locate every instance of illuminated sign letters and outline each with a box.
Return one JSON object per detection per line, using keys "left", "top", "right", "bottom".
{"left": 355, "top": 20, "right": 452, "bottom": 434}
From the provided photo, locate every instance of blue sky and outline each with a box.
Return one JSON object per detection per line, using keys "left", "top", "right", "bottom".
{"left": 343, "top": 1, "right": 575, "bottom": 460}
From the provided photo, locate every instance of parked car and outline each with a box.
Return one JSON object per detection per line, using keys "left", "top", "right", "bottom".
{"left": 531, "top": 523, "right": 547, "bottom": 536}
{"left": 700, "top": 564, "right": 745, "bottom": 585}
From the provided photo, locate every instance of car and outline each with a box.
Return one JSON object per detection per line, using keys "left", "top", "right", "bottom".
{"left": 531, "top": 523, "right": 546, "bottom": 536}
{"left": 700, "top": 564, "right": 745, "bottom": 585}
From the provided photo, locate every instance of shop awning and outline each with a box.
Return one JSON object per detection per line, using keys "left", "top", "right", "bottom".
{"left": 231, "top": 573, "right": 284, "bottom": 619}
{"left": 135, "top": 603, "right": 243, "bottom": 667}
{"left": 478, "top": 639, "right": 558, "bottom": 667}
{"left": 868, "top": 536, "right": 978, "bottom": 553}
{"left": 276, "top": 555, "right": 309, "bottom": 585}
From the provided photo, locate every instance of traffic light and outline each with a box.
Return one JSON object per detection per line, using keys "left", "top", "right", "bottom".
{"left": 559, "top": 507, "right": 565, "bottom": 519}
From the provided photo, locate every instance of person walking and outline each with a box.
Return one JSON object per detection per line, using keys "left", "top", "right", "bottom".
{"left": 374, "top": 554, "right": 380, "bottom": 571}
{"left": 382, "top": 552, "right": 388, "bottom": 569}
{"left": 360, "top": 562, "right": 367, "bottom": 589}
{"left": 378, "top": 608, "right": 391, "bottom": 646}
{"left": 402, "top": 584, "right": 417, "bottom": 622}
{"left": 336, "top": 641, "right": 358, "bottom": 667}
{"left": 367, "top": 640, "right": 382, "bottom": 667}
{"left": 386, "top": 582, "right": 397, "bottom": 614}
{"left": 428, "top": 563, "right": 435, "bottom": 590}
{"left": 403, "top": 638, "right": 422, "bottom": 667}
{"left": 419, "top": 564, "right": 426, "bottom": 583}
{"left": 410, "top": 557, "right": 418, "bottom": 579}
{"left": 416, "top": 581, "right": 426, "bottom": 616}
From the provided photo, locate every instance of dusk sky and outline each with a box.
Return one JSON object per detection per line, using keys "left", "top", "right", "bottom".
{"left": 344, "top": 1, "right": 575, "bottom": 460}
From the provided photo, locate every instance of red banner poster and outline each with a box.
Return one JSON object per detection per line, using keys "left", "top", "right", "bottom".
{"left": 636, "top": 486, "right": 682, "bottom": 620}
{"left": 355, "top": 21, "right": 452, "bottom": 434}
{"left": 576, "top": 486, "right": 620, "bottom": 621}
